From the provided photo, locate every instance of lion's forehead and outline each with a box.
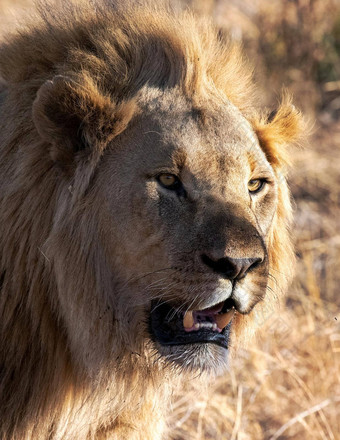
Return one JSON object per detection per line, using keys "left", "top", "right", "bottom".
{"left": 137, "top": 89, "right": 271, "bottom": 185}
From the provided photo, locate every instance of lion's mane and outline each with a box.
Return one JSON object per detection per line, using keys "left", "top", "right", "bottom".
{"left": 0, "top": 1, "right": 302, "bottom": 439}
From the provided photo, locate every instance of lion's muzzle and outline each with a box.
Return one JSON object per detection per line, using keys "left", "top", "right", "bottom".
{"left": 148, "top": 207, "right": 269, "bottom": 368}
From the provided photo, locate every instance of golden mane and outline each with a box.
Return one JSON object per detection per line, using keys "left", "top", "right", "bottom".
{"left": 0, "top": 1, "right": 254, "bottom": 111}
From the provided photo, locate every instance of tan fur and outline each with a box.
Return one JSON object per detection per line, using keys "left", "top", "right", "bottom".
{"left": 0, "top": 1, "right": 303, "bottom": 439}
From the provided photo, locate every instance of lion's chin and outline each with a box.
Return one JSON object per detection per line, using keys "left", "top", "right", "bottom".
{"left": 152, "top": 341, "right": 231, "bottom": 374}
{"left": 149, "top": 299, "right": 235, "bottom": 373}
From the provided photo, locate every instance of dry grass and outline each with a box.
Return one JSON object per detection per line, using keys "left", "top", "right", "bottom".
{"left": 1, "top": 0, "right": 339, "bottom": 439}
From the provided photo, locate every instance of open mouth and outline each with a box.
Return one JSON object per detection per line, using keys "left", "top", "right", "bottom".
{"left": 149, "top": 298, "right": 236, "bottom": 350}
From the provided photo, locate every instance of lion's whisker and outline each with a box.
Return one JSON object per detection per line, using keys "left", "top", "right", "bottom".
{"left": 120, "top": 267, "right": 176, "bottom": 289}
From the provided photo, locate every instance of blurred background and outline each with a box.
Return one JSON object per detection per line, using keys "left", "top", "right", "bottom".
{"left": 1, "top": 0, "right": 339, "bottom": 438}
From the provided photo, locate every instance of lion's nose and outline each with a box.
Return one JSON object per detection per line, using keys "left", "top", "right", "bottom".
{"left": 201, "top": 253, "right": 262, "bottom": 280}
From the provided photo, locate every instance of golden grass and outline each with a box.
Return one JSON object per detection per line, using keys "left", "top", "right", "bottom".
{"left": 1, "top": 0, "right": 339, "bottom": 438}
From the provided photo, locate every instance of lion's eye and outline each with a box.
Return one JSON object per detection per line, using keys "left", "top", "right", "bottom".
{"left": 248, "top": 179, "right": 266, "bottom": 194}
{"left": 157, "top": 174, "right": 180, "bottom": 190}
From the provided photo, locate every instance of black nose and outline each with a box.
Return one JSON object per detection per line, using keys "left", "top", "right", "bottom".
{"left": 201, "top": 254, "right": 262, "bottom": 280}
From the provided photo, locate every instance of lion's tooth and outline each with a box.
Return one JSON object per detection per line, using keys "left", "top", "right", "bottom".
{"left": 215, "top": 308, "right": 235, "bottom": 330}
{"left": 183, "top": 311, "right": 194, "bottom": 329}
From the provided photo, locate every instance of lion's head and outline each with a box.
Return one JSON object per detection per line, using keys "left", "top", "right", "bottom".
{"left": 0, "top": 0, "right": 303, "bottom": 404}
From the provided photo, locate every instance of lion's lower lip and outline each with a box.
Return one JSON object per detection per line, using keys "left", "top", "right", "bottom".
{"left": 149, "top": 299, "right": 235, "bottom": 349}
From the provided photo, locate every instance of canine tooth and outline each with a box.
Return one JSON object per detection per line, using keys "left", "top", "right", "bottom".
{"left": 194, "top": 323, "right": 200, "bottom": 329}
{"left": 183, "top": 311, "right": 194, "bottom": 329}
{"left": 213, "top": 323, "right": 217, "bottom": 330}
{"left": 215, "top": 308, "right": 235, "bottom": 330}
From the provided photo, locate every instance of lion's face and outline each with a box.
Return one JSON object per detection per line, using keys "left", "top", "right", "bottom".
{"left": 90, "top": 88, "right": 278, "bottom": 371}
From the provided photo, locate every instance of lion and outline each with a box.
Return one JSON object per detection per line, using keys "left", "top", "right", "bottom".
{"left": 0, "top": 1, "right": 303, "bottom": 439}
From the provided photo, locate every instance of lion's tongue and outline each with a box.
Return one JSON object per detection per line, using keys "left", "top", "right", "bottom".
{"left": 183, "top": 307, "right": 235, "bottom": 332}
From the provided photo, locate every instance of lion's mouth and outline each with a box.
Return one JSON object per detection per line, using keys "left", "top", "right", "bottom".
{"left": 149, "top": 298, "right": 236, "bottom": 349}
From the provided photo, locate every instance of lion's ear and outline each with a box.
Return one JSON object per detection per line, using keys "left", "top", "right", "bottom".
{"left": 253, "top": 98, "right": 304, "bottom": 171}
{"left": 32, "top": 75, "right": 136, "bottom": 166}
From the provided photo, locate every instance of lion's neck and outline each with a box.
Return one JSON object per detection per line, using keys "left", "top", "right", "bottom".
{"left": 1, "top": 343, "right": 175, "bottom": 440}
{"left": 50, "top": 361, "right": 174, "bottom": 440}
